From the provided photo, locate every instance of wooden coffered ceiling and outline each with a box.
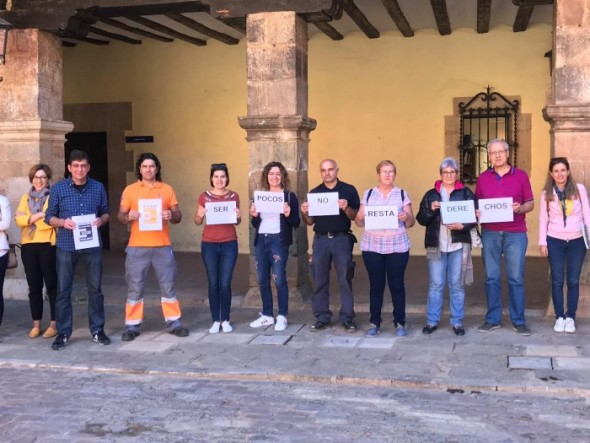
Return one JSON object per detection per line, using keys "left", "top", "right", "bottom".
{"left": 2, "top": 1, "right": 554, "bottom": 48}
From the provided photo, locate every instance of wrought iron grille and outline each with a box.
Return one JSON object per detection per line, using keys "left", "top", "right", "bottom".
{"left": 458, "top": 86, "right": 519, "bottom": 184}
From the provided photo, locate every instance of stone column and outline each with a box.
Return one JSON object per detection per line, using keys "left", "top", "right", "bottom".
{"left": 543, "top": 0, "right": 590, "bottom": 317}
{"left": 0, "top": 29, "right": 73, "bottom": 299}
{"left": 239, "top": 11, "right": 316, "bottom": 309}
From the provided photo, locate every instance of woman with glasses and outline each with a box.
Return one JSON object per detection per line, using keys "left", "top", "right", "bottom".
{"left": 194, "top": 163, "right": 241, "bottom": 333}
{"left": 416, "top": 157, "right": 476, "bottom": 336}
{"left": 15, "top": 164, "right": 57, "bottom": 338}
{"left": 355, "top": 160, "right": 415, "bottom": 338}
{"left": 249, "top": 161, "right": 300, "bottom": 332}
{"left": 539, "top": 157, "right": 590, "bottom": 334}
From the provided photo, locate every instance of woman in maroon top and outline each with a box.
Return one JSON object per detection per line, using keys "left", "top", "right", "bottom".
{"left": 194, "top": 163, "right": 241, "bottom": 333}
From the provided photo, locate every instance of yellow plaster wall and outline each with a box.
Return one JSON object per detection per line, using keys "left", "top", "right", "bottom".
{"left": 63, "top": 23, "right": 552, "bottom": 255}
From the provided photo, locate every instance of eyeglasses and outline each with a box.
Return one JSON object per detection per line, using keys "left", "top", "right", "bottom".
{"left": 489, "top": 150, "right": 507, "bottom": 157}
{"left": 379, "top": 170, "right": 395, "bottom": 175}
{"left": 211, "top": 163, "right": 227, "bottom": 168}
{"left": 33, "top": 176, "right": 48, "bottom": 180}
{"left": 441, "top": 170, "right": 457, "bottom": 176}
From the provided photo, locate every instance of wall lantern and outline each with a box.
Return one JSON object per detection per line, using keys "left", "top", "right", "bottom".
{"left": 0, "top": 17, "right": 13, "bottom": 65}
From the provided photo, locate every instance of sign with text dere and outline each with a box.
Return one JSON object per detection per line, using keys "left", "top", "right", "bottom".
{"left": 440, "top": 200, "right": 476, "bottom": 224}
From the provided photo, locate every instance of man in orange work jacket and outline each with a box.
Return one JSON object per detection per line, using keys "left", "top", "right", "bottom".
{"left": 117, "top": 153, "right": 189, "bottom": 341}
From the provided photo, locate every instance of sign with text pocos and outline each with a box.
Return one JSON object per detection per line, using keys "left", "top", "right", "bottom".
{"left": 254, "top": 191, "right": 284, "bottom": 214}
{"left": 307, "top": 192, "right": 339, "bottom": 216}
{"left": 205, "top": 201, "right": 237, "bottom": 225}
{"left": 364, "top": 205, "right": 399, "bottom": 230}
{"left": 478, "top": 197, "right": 514, "bottom": 223}
{"left": 440, "top": 200, "right": 476, "bottom": 224}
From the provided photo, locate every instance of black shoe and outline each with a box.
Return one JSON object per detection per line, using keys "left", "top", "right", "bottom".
{"left": 92, "top": 331, "right": 111, "bottom": 345}
{"left": 452, "top": 326, "right": 465, "bottom": 336}
{"left": 169, "top": 327, "right": 189, "bottom": 337}
{"left": 422, "top": 325, "right": 437, "bottom": 335}
{"left": 310, "top": 320, "right": 330, "bottom": 332}
{"left": 51, "top": 333, "right": 69, "bottom": 350}
{"left": 122, "top": 330, "right": 140, "bottom": 342}
{"left": 512, "top": 324, "right": 532, "bottom": 336}
{"left": 341, "top": 321, "right": 357, "bottom": 333}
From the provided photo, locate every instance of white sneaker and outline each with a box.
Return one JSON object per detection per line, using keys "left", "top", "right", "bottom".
{"left": 209, "top": 321, "right": 220, "bottom": 334}
{"left": 554, "top": 317, "right": 565, "bottom": 333}
{"left": 275, "top": 315, "right": 288, "bottom": 331}
{"left": 250, "top": 314, "right": 274, "bottom": 328}
{"left": 564, "top": 317, "right": 576, "bottom": 334}
{"left": 221, "top": 321, "right": 233, "bottom": 333}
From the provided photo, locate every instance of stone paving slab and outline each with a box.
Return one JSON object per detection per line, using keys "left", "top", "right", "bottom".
{"left": 508, "top": 356, "right": 553, "bottom": 370}
{"left": 250, "top": 334, "right": 292, "bottom": 345}
{"left": 119, "top": 341, "right": 175, "bottom": 353}
{"left": 322, "top": 336, "right": 361, "bottom": 348}
{"left": 357, "top": 338, "right": 397, "bottom": 349}
{"left": 199, "top": 333, "right": 255, "bottom": 344}
{"left": 553, "top": 357, "right": 590, "bottom": 370}
{"left": 525, "top": 345, "right": 579, "bottom": 357}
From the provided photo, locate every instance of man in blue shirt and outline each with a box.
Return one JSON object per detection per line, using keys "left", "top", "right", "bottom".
{"left": 45, "top": 150, "right": 110, "bottom": 350}
{"left": 301, "top": 159, "right": 360, "bottom": 332}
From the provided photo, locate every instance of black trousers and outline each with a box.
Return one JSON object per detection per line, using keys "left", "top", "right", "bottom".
{"left": 21, "top": 243, "right": 57, "bottom": 321}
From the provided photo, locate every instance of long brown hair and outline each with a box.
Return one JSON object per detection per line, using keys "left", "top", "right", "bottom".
{"left": 543, "top": 157, "right": 580, "bottom": 210}
{"left": 260, "top": 161, "right": 290, "bottom": 191}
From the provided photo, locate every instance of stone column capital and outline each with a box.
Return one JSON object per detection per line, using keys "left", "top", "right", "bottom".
{"left": 238, "top": 115, "right": 317, "bottom": 140}
{"left": 543, "top": 104, "right": 590, "bottom": 132}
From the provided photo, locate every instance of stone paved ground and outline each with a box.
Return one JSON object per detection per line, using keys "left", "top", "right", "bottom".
{"left": 1, "top": 366, "right": 589, "bottom": 443}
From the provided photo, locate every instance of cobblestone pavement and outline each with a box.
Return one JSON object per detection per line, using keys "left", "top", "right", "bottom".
{"left": 1, "top": 365, "right": 589, "bottom": 443}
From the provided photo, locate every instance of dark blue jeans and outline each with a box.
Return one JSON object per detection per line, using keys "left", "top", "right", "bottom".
{"left": 56, "top": 247, "right": 106, "bottom": 336}
{"left": 201, "top": 240, "right": 238, "bottom": 322}
{"left": 362, "top": 250, "right": 409, "bottom": 327}
{"left": 255, "top": 234, "right": 289, "bottom": 317}
{"left": 310, "top": 234, "right": 355, "bottom": 323}
{"left": 547, "top": 236, "right": 587, "bottom": 320}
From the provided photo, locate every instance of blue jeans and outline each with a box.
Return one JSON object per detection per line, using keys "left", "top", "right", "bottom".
{"left": 547, "top": 236, "right": 586, "bottom": 320}
{"left": 201, "top": 240, "right": 238, "bottom": 322}
{"left": 0, "top": 253, "right": 7, "bottom": 326}
{"left": 426, "top": 249, "right": 465, "bottom": 327}
{"left": 481, "top": 229, "right": 527, "bottom": 326}
{"left": 56, "top": 247, "right": 106, "bottom": 336}
{"left": 362, "top": 250, "right": 409, "bottom": 327}
{"left": 255, "top": 234, "right": 289, "bottom": 317}
{"left": 310, "top": 234, "right": 355, "bottom": 323}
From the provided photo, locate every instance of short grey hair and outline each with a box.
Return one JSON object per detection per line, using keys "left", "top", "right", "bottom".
{"left": 487, "top": 138, "right": 509, "bottom": 154}
{"left": 439, "top": 157, "right": 459, "bottom": 173}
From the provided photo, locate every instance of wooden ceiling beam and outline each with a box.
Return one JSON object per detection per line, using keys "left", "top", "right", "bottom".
{"left": 91, "top": 2, "right": 209, "bottom": 19}
{"left": 513, "top": 4, "right": 534, "bottom": 32}
{"left": 477, "top": 0, "right": 491, "bottom": 34}
{"left": 206, "top": 0, "right": 341, "bottom": 18}
{"left": 99, "top": 17, "right": 174, "bottom": 42}
{"left": 430, "top": 0, "right": 451, "bottom": 35}
{"left": 313, "top": 21, "right": 343, "bottom": 40}
{"left": 343, "top": 0, "right": 379, "bottom": 39}
{"left": 67, "top": 35, "right": 110, "bottom": 45}
{"left": 124, "top": 15, "right": 206, "bottom": 45}
{"left": 165, "top": 12, "right": 239, "bottom": 45}
{"left": 217, "top": 17, "right": 246, "bottom": 34}
{"left": 62, "top": 41, "right": 77, "bottom": 48}
{"left": 512, "top": 0, "right": 553, "bottom": 5}
{"left": 381, "top": 0, "right": 413, "bottom": 37}
{"left": 88, "top": 25, "right": 142, "bottom": 44}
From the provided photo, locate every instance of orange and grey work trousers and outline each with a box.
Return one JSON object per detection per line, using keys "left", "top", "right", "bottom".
{"left": 124, "top": 246, "right": 182, "bottom": 332}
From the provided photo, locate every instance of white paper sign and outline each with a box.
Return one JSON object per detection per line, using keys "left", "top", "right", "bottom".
{"left": 307, "top": 192, "right": 339, "bottom": 216}
{"left": 72, "top": 214, "right": 100, "bottom": 250}
{"left": 364, "top": 205, "right": 399, "bottom": 230}
{"left": 254, "top": 191, "right": 284, "bottom": 214}
{"left": 440, "top": 200, "right": 477, "bottom": 224}
{"left": 138, "top": 198, "right": 163, "bottom": 231}
{"left": 478, "top": 197, "right": 514, "bottom": 223}
{"left": 205, "top": 201, "right": 237, "bottom": 225}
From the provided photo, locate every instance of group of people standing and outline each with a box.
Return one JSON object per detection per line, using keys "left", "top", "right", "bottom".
{"left": 0, "top": 139, "right": 586, "bottom": 348}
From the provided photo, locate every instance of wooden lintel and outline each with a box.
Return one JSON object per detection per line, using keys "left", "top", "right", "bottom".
{"left": 125, "top": 15, "right": 206, "bottom": 46}
{"left": 512, "top": 0, "right": 553, "bottom": 5}
{"left": 91, "top": 2, "right": 209, "bottom": 19}
{"left": 343, "top": 0, "right": 379, "bottom": 39}
{"left": 380, "top": 0, "right": 413, "bottom": 37}
{"left": 99, "top": 17, "right": 173, "bottom": 43}
{"left": 476, "top": 0, "right": 491, "bottom": 34}
{"left": 62, "top": 40, "right": 77, "bottom": 48}
{"left": 313, "top": 21, "right": 343, "bottom": 40}
{"left": 206, "top": 0, "right": 342, "bottom": 19}
{"left": 89, "top": 25, "right": 142, "bottom": 44}
{"left": 218, "top": 17, "right": 246, "bottom": 34}
{"left": 513, "top": 4, "right": 534, "bottom": 32}
{"left": 430, "top": 0, "right": 451, "bottom": 36}
{"left": 68, "top": 35, "right": 110, "bottom": 45}
{"left": 165, "top": 12, "right": 239, "bottom": 45}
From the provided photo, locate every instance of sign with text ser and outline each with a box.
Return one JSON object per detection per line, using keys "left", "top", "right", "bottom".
{"left": 478, "top": 197, "right": 514, "bottom": 223}
{"left": 205, "top": 201, "right": 237, "bottom": 225}
{"left": 364, "top": 205, "right": 399, "bottom": 230}
{"left": 253, "top": 191, "right": 284, "bottom": 214}
{"left": 307, "top": 192, "right": 339, "bottom": 216}
{"left": 440, "top": 200, "right": 476, "bottom": 224}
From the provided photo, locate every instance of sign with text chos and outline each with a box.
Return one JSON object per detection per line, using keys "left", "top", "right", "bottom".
{"left": 440, "top": 200, "right": 476, "bottom": 224}
{"left": 307, "top": 192, "right": 339, "bottom": 216}
{"left": 365, "top": 205, "right": 399, "bottom": 230}
{"left": 254, "top": 191, "right": 284, "bottom": 214}
{"left": 478, "top": 197, "right": 514, "bottom": 223}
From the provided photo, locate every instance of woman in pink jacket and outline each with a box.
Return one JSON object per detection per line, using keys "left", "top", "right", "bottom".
{"left": 539, "top": 157, "right": 590, "bottom": 334}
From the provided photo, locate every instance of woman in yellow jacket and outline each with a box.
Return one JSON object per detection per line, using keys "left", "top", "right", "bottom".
{"left": 15, "top": 164, "right": 57, "bottom": 338}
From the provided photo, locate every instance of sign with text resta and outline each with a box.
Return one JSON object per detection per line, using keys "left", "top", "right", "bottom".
{"left": 365, "top": 205, "right": 399, "bottom": 230}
